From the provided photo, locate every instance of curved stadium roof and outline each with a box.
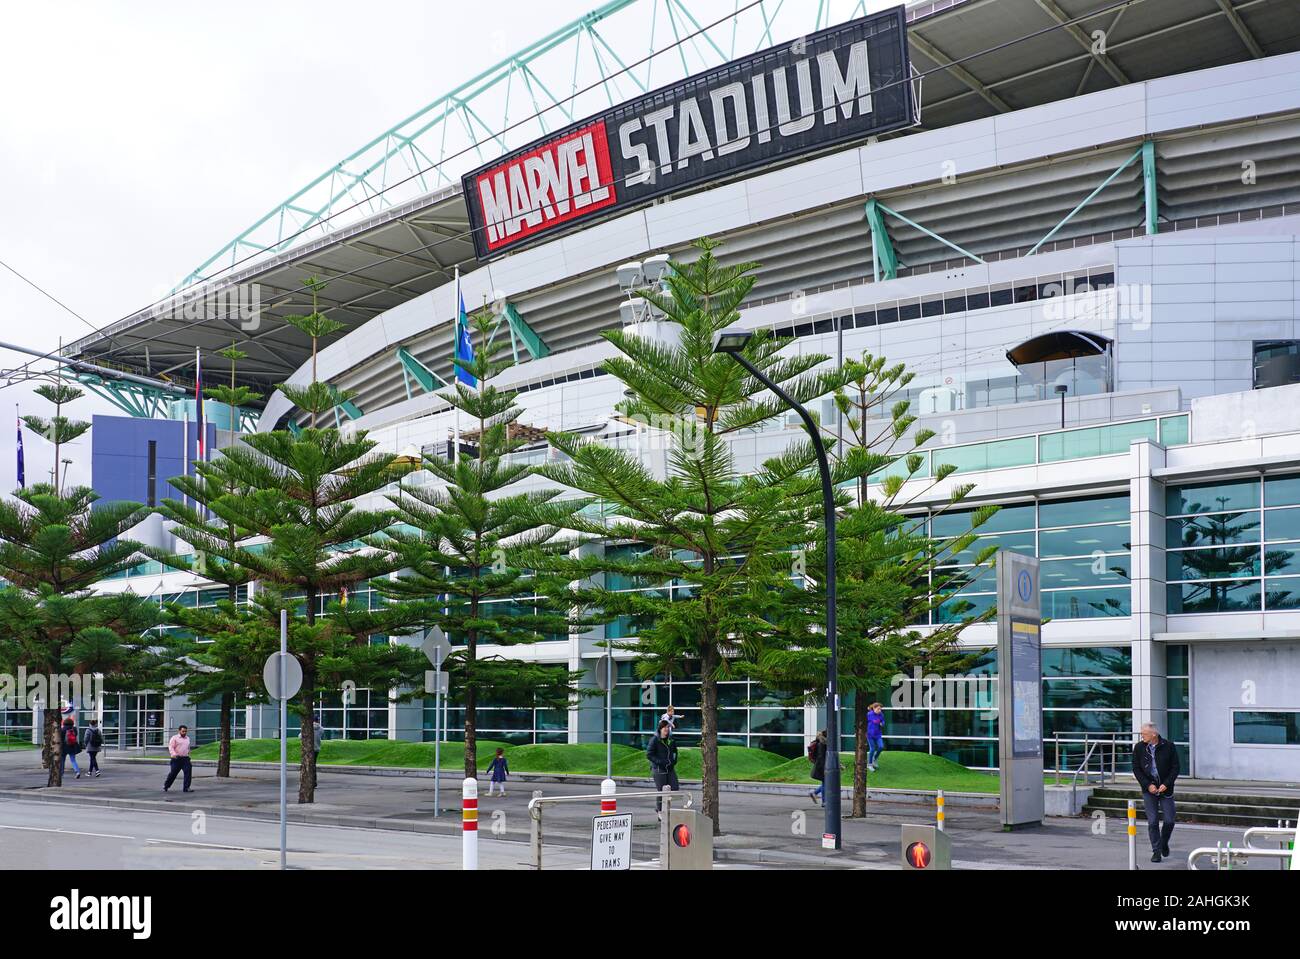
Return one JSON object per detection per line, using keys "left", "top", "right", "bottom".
{"left": 60, "top": 0, "right": 1300, "bottom": 402}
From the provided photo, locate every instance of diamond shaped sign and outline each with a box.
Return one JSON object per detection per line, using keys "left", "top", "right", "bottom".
{"left": 421, "top": 627, "right": 452, "bottom": 666}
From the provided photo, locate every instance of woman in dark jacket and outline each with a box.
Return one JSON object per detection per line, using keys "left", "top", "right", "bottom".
{"left": 808, "top": 730, "right": 828, "bottom": 806}
{"left": 646, "top": 720, "right": 680, "bottom": 816}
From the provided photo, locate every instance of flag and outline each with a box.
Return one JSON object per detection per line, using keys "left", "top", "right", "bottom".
{"left": 16, "top": 410, "right": 24, "bottom": 489}
{"left": 195, "top": 347, "right": 205, "bottom": 459}
{"left": 453, "top": 268, "right": 477, "bottom": 388}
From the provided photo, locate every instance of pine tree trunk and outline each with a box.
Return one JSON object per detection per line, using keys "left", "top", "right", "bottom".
{"left": 699, "top": 645, "right": 721, "bottom": 835}
{"left": 852, "top": 699, "right": 868, "bottom": 818}
{"left": 464, "top": 633, "right": 478, "bottom": 778}
{"left": 298, "top": 587, "right": 316, "bottom": 803}
{"left": 45, "top": 711, "right": 62, "bottom": 787}
{"left": 298, "top": 687, "right": 316, "bottom": 804}
{"left": 217, "top": 692, "right": 233, "bottom": 778}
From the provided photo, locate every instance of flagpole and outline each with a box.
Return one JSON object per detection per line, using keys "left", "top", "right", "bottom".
{"left": 453, "top": 266, "right": 461, "bottom": 466}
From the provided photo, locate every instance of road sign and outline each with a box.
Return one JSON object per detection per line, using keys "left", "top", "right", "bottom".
{"left": 421, "top": 627, "right": 452, "bottom": 666}
{"left": 424, "top": 670, "right": 449, "bottom": 695}
{"left": 591, "top": 812, "right": 632, "bottom": 870}
{"left": 263, "top": 651, "right": 303, "bottom": 701}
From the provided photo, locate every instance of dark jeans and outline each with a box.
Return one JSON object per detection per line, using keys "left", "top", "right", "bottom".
{"left": 164, "top": 756, "right": 192, "bottom": 791}
{"left": 652, "top": 766, "right": 680, "bottom": 811}
{"left": 87, "top": 751, "right": 100, "bottom": 774}
{"left": 1143, "top": 791, "right": 1176, "bottom": 851}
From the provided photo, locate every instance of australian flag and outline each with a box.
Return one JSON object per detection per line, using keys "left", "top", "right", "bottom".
{"left": 453, "top": 286, "right": 477, "bottom": 388}
{"left": 16, "top": 412, "right": 24, "bottom": 489}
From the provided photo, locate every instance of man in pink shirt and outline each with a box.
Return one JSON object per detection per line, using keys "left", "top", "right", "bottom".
{"left": 163, "top": 724, "right": 194, "bottom": 793}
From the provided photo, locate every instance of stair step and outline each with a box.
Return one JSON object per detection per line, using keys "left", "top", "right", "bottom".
{"left": 1089, "top": 788, "right": 1300, "bottom": 810}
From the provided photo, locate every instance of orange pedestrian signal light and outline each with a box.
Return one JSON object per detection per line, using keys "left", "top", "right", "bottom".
{"left": 672, "top": 823, "right": 692, "bottom": 848}
{"left": 905, "top": 840, "right": 932, "bottom": 869}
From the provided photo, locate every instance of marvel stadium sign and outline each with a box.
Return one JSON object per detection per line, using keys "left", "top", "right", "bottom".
{"left": 464, "top": 5, "right": 913, "bottom": 259}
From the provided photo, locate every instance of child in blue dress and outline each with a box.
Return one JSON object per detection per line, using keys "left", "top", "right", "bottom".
{"left": 485, "top": 747, "right": 509, "bottom": 796}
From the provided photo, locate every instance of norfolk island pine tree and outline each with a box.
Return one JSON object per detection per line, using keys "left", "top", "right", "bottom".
{"left": 145, "top": 344, "right": 270, "bottom": 777}
{"left": 185, "top": 323, "right": 426, "bottom": 803}
{"left": 746, "top": 352, "right": 1001, "bottom": 817}
{"left": 530, "top": 238, "right": 879, "bottom": 834}
{"left": 375, "top": 305, "right": 589, "bottom": 778}
{"left": 0, "top": 383, "right": 180, "bottom": 785}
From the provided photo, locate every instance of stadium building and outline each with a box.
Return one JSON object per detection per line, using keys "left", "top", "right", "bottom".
{"left": 21, "top": 0, "right": 1300, "bottom": 781}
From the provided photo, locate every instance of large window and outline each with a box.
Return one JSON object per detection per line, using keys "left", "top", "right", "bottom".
{"left": 840, "top": 645, "right": 1133, "bottom": 770}
{"left": 1166, "top": 644, "right": 1190, "bottom": 772}
{"left": 1166, "top": 474, "right": 1300, "bottom": 613}
{"left": 1233, "top": 710, "right": 1300, "bottom": 746}
{"left": 607, "top": 660, "right": 804, "bottom": 757}
{"left": 427, "top": 664, "right": 569, "bottom": 746}
{"left": 930, "top": 492, "right": 1131, "bottom": 622}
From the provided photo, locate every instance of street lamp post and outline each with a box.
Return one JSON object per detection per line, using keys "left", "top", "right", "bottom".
{"left": 713, "top": 326, "right": 841, "bottom": 850}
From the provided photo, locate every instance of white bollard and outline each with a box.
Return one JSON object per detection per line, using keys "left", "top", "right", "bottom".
{"left": 936, "top": 790, "right": 945, "bottom": 832}
{"left": 601, "top": 778, "right": 617, "bottom": 814}
{"left": 1127, "top": 800, "right": 1137, "bottom": 870}
{"left": 462, "top": 777, "right": 478, "bottom": 870}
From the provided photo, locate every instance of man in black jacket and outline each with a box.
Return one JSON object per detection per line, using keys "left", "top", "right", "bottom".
{"left": 1132, "top": 722, "right": 1180, "bottom": 863}
{"left": 646, "top": 720, "right": 679, "bottom": 817}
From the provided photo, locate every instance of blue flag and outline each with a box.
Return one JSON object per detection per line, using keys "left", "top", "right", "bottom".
{"left": 454, "top": 289, "right": 477, "bottom": 387}
{"left": 16, "top": 413, "right": 24, "bottom": 489}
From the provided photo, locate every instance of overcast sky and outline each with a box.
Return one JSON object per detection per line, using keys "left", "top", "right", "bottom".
{"left": 0, "top": 0, "right": 615, "bottom": 488}
{"left": 0, "top": 0, "right": 891, "bottom": 491}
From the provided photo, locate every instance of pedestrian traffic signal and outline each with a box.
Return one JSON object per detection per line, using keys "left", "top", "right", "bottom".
{"left": 905, "top": 840, "right": 932, "bottom": 869}
{"left": 672, "top": 823, "right": 692, "bottom": 847}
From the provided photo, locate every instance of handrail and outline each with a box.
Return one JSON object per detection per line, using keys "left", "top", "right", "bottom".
{"left": 526, "top": 789, "right": 693, "bottom": 818}
{"left": 1188, "top": 845, "right": 1294, "bottom": 870}
{"left": 528, "top": 787, "right": 694, "bottom": 870}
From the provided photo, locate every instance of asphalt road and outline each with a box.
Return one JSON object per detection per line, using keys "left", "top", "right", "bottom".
{"left": 0, "top": 749, "right": 1279, "bottom": 869}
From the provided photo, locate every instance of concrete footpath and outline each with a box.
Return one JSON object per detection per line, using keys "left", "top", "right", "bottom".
{"left": 0, "top": 750, "right": 1276, "bottom": 869}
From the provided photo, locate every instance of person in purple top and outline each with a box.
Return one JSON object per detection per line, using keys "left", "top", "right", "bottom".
{"left": 865, "top": 702, "right": 885, "bottom": 771}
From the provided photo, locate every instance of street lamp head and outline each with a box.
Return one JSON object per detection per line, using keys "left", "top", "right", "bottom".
{"left": 712, "top": 326, "right": 753, "bottom": 354}
{"left": 1054, "top": 384, "right": 1069, "bottom": 395}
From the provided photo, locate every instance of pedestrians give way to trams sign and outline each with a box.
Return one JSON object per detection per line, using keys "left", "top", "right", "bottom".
{"left": 591, "top": 812, "right": 632, "bottom": 870}
{"left": 263, "top": 651, "right": 303, "bottom": 701}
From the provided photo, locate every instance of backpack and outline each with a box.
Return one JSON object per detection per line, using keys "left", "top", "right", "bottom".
{"left": 64, "top": 727, "right": 79, "bottom": 752}
{"left": 807, "top": 739, "right": 818, "bottom": 763}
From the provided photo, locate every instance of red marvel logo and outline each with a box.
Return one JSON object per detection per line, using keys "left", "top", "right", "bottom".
{"left": 474, "top": 121, "right": 617, "bottom": 252}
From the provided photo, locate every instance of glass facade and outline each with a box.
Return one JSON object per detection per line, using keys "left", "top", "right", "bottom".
{"left": 1165, "top": 643, "right": 1190, "bottom": 772}
{"left": 930, "top": 491, "right": 1132, "bottom": 622}
{"left": 606, "top": 660, "right": 805, "bottom": 757}
{"left": 1232, "top": 710, "right": 1300, "bottom": 746}
{"left": 425, "top": 664, "right": 570, "bottom": 745}
{"left": 838, "top": 645, "right": 1134, "bottom": 769}
{"left": 1166, "top": 474, "right": 1300, "bottom": 613}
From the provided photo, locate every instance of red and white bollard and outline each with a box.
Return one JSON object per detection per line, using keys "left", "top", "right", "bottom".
{"left": 601, "top": 778, "right": 617, "bottom": 814}
{"left": 462, "top": 777, "right": 478, "bottom": 870}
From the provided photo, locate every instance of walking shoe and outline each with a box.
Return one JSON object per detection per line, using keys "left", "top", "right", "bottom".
{"left": 808, "top": 790, "right": 818, "bottom": 803}
{"left": 1161, "top": 843, "right": 1170, "bottom": 857}
{"left": 75, "top": 772, "right": 81, "bottom": 779}
{"left": 94, "top": 771, "right": 101, "bottom": 777}
{"left": 1150, "top": 851, "right": 1162, "bottom": 863}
